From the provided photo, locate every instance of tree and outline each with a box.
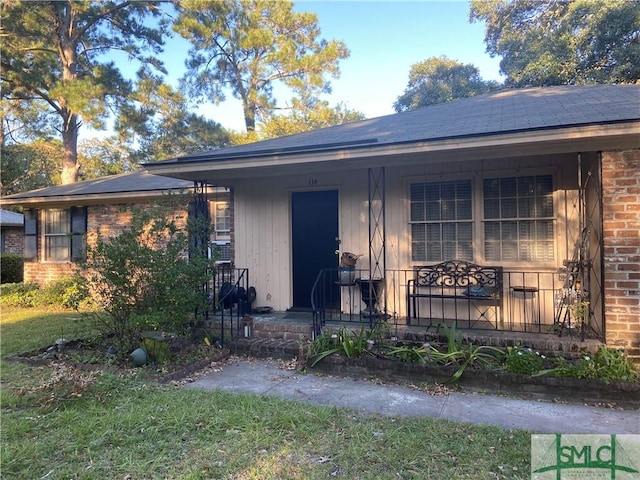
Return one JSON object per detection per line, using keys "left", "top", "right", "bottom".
{"left": 174, "top": 0, "right": 350, "bottom": 132}
{"left": 1, "top": 93, "right": 62, "bottom": 194}
{"left": 232, "top": 98, "right": 363, "bottom": 143}
{"left": 118, "top": 76, "right": 231, "bottom": 163}
{"left": 0, "top": 1, "right": 169, "bottom": 184}
{"left": 1, "top": 138, "right": 62, "bottom": 196}
{"left": 394, "top": 56, "right": 501, "bottom": 112}
{"left": 470, "top": 0, "right": 640, "bottom": 87}
{"left": 78, "top": 137, "right": 138, "bottom": 180}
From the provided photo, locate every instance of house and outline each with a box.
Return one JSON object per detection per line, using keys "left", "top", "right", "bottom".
{"left": 144, "top": 85, "right": 640, "bottom": 359}
{"left": 0, "top": 209, "right": 24, "bottom": 254}
{"left": 0, "top": 170, "right": 231, "bottom": 285}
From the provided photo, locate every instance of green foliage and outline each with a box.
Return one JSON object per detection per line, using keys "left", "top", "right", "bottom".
{"left": 0, "top": 276, "right": 89, "bottom": 309}
{"left": 385, "top": 344, "right": 428, "bottom": 364}
{"left": 426, "top": 324, "right": 504, "bottom": 385}
{"left": 121, "top": 79, "right": 231, "bottom": 164}
{"left": 47, "top": 275, "right": 91, "bottom": 311}
{"left": 174, "top": 0, "right": 350, "bottom": 131}
{"left": 1, "top": 0, "right": 169, "bottom": 182}
{"left": 536, "top": 347, "right": 640, "bottom": 383}
{"left": 142, "top": 337, "right": 173, "bottom": 364}
{"left": 83, "top": 197, "right": 214, "bottom": 352}
{"left": 394, "top": 55, "right": 501, "bottom": 112}
{"left": 470, "top": 0, "right": 640, "bottom": 87}
{"left": 310, "top": 323, "right": 504, "bottom": 385}
{"left": 308, "top": 327, "right": 375, "bottom": 366}
{"left": 251, "top": 99, "right": 364, "bottom": 140}
{"left": 0, "top": 283, "right": 40, "bottom": 308}
{"left": 503, "top": 346, "right": 545, "bottom": 375}
{"left": 0, "top": 138, "right": 61, "bottom": 195}
{"left": 0, "top": 254, "right": 23, "bottom": 284}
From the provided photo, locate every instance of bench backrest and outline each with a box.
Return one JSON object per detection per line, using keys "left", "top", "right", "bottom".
{"left": 414, "top": 260, "right": 503, "bottom": 293}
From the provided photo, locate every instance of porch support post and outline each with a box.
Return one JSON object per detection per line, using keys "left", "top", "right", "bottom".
{"left": 368, "top": 167, "right": 386, "bottom": 318}
{"left": 191, "top": 181, "right": 211, "bottom": 323}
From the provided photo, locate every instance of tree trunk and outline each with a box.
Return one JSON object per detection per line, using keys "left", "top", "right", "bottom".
{"left": 243, "top": 104, "right": 256, "bottom": 132}
{"left": 58, "top": 2, "right": 80, "bottom": 184}
{"left": 60, "top": 112, "right": 80, "bottom": 184}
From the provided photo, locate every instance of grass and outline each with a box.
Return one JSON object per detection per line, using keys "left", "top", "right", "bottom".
{"left": 1, "top": 307, "right": 532, "bottom": 479}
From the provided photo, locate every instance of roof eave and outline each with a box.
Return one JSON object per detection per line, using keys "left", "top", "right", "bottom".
{"left": 0, "top": 186, "right": 230, "bottom": 208}
{"left": 144, "top": 122, "right": 640, "bottom": 182}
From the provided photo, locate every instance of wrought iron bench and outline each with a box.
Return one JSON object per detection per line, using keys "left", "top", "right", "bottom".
{"left": 406, "top": 260, "right": 504, "bottom": 328}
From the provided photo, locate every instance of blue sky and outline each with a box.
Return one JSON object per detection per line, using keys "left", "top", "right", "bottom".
{"left": 123, "top": 1, "right": 503, "bottom": 133}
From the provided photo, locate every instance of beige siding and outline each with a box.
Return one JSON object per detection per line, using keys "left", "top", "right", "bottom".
{"left": 234, "top": 179, "right": 291, "bottom": 311}
{"left": 232, "top": 153, "right": 586, "bottom": 323}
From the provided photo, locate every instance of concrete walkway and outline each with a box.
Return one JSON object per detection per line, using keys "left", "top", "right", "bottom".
{"left": 186, "top": 357, "right": 640, "bottom": 434}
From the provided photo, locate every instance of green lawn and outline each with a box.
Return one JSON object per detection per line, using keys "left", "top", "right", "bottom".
{"left": 1, "top": 307, "right": 531, "bottom": 479}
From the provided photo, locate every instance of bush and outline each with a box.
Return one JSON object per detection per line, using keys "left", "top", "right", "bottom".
{"left": 83, "top": 198, "right": 214, "bottom": 352}
{"left": 1, "top": 253, "right": 23, "bottom": 284}
{"left": 0, "top": 282, "right": 40, "bottom": 307}
{"left": 43, "top": 275, "right": 91, "bottom": 310}
{"left": 537, "top": 347, "right": 639, "bottom": 383}
{"left": 503, "top": 346, "right": 545, "bottom": 375}
{"left": 0, "top": 275, "right": 90, "bottom": 309}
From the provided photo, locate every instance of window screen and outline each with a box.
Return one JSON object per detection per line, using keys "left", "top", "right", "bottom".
{"left": 410, "top": 180, "right": 473, "bottom": 262}
{"left": 483, "top": 175, "right": 554, "bottom": 262}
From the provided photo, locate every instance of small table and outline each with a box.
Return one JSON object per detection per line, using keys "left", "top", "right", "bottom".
{"left": 510, "top": 286, "right": 539, "bottom": 331}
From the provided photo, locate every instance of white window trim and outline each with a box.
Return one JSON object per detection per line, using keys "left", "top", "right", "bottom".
{"left": 42, "top": 208, "right": 71, "bottom": 263}
{"left": 405, "top": 166, "right": 560, "bottom": 269}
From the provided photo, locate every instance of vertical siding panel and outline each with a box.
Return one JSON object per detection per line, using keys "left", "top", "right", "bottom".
{"left": 234, "top": 181, "right": 292, "bottom": 311}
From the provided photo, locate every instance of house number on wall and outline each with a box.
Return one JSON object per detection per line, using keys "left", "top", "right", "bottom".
{"left": 308, "top": 178, "right": 318, "bottom": 186}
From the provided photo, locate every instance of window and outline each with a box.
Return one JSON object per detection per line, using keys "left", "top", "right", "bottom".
{"left": 483, "top": 175, "right": 554, "bottom": 262}
{"left": 410, "top": 180, "right": 473, "bottom": 262}
{"left": 214, "top": 202, "right": 231, "bottom": 239}
{"left": 23, "top": 207, "right": 87, "bottom": 262}
{"left": 44, "top": 209, "right": 70, "bottom": 260}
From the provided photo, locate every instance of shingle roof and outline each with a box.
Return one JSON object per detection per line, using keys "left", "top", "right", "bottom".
{"left": 1, "top": 170, "right": 193, "bottom": 201}
{"left": 0, "top": 209, "right": 24, "bottom": 226}
{"left": 151, "top": 85, "right": 640, "bottom": 165}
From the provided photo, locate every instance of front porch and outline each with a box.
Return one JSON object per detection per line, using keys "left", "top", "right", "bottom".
{"left": 207, "top": 261, "right": 603, "bottom": 358}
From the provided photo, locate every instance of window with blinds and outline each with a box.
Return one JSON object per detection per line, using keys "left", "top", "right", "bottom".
{"left": 42, "top": 207, "right": 87, "bottom": 262}
{"left": 483, "top": 175, "right": 554, "bottom": 262}
{"left": 410, "top": 180, "right": 473, "bottom": 262}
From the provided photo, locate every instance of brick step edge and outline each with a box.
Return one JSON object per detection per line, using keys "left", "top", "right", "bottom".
{"left": 229, "top": 337, "right": 304, "bottom": 360}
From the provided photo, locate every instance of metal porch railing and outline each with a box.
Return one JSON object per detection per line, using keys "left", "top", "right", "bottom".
{"left": 310, "top": 267, "right": 602, "bottom": 341}
{"left": 208, "top": 265, "right": 250, "bottom": 345}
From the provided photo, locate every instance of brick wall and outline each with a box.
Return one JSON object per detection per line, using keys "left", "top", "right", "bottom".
{"left": 601, "top": 148, "right": 640, "bottom": 361}
{"left": 24, "top": 201, "right": 190, "bottom": 285}
{"left": 1, "top": 226, "right": 23, "bottom": 254}
{"left": 25, "top": 262, "right": 78, "bottom": 285}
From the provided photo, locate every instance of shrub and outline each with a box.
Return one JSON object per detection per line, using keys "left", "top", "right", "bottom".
{"left": 0, "top": 253, "right": 23, "bottom": 284}
{"left": 537, "top": 347, "right": 639, "bottom": 383}
{"left": 83, "top": 197, "right": 214, "bottom": 352}
{"left": 0, "top": 276, "right": 90, "bottom": 309}
{"left": 308, "top": 327, "right": 376, "bottom": 366}
{"left": 0, "top": 282, "right": 40, "bottom": 307}
{"left": 44, "top": 275, "right": 91, "bottom": 310}
{"left": 503, "top": 346, "right": 545, "bottom": 375}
